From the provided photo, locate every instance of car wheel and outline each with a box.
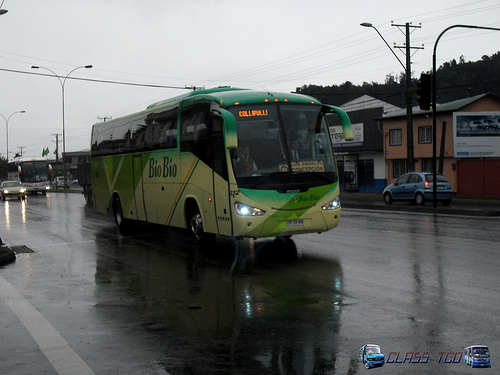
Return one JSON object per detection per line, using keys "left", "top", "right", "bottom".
{"left": 383, "top": 192, "right": 393, "bottom": 205}
{"left": 364, "top": 362, "right": 370, "bottom": 369}
{"left": 415, "top": 192, "right": 425, "bottom": 206}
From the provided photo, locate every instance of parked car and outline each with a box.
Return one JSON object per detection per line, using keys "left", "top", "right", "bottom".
{"left": 463, "top": 345, "right": 490, "bottom": 367}
{"left": 359, "top": 344, "right": 385, "bottom": 369}
{"left": 1, "top": 180, "right": 27, "bottom": 200}
{"left": 383, "top": 172, "right": 452, "bottom": 206}
{"left": 52, "top": 177, "right": 69, "bottom": 188}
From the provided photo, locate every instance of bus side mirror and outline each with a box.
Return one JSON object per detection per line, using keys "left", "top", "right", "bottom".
{"left": 211, "top": 106, "right": 238, "bottom": 150}
{"left": 323, "top": 105, "right": 354, "bottom": 141}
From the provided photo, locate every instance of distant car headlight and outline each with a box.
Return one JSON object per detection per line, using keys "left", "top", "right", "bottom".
{"left": 234, "top": 202, "right": 266, "bottom": 216}
{"left": 322, "top": 196, "right": 341, "bottom": 210}
{"left": 20, "top": 188, "right": 26, "bottom": 193}
{"left": 3, "top": 189, "right": 9, "bottom": 194}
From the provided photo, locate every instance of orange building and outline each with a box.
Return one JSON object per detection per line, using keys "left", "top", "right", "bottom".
{"left": 381, "top": 93, "right": 500, "bottom": 197}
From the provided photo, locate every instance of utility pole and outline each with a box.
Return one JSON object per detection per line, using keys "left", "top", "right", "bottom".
{"left": 17, "top": 146, "right": 25, "bottom": 157}
{"left": 52, "top": 133, "right": 61, "bottom": 162}
{"left": 393, "top": 22, "right": 424, "bottom": 173}
{"left": 98, "top": 116, "right": 112, "bottom": 122}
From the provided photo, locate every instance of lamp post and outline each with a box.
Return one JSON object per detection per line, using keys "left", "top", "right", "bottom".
{"left": 360, "top": 23, "right": 406, "bottom": 70}
{"left": 361, "top": 22, "right": 416, "bottom": 173}
{"left": 0, "top": 0, "right": 7, "bottom": 15}
{"left": 0, "top": 110, "right": 25, "bottom": 163}
{"left": 31, "top": 65, "right": 92, "bottom": 188}
{"left": 431, "top": 25, "right": 500, "bottom": 208}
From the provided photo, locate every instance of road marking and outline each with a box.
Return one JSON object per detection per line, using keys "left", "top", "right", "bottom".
{"left": 0, "top": 275, "right": 96, "bottom": 375}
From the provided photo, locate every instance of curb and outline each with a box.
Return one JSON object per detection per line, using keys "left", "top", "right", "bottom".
{"left": 0, "top": 245, "right": 16, "bottom": 265}
{"left": 341, "top": 201, "right": 500, "bottom": 217}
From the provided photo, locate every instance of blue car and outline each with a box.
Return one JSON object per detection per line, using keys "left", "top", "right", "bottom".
{"left": 383, "top": 172, "right": 452, "bottom": 206}
{"left": 359, "top": 344, "right": 385, "bottom": 369}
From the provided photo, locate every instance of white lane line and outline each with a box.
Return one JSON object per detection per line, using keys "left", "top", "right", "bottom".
{"left": 0, "top": 275, "right": 96, "bottom": 375}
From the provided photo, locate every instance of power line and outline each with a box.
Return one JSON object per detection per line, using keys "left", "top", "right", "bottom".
{"left": 0, "top": 67, "right": 190, "bottom": 90}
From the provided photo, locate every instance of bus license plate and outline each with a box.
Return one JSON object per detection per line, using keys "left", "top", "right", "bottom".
{"left": 287, "top": 219, "right": 304, "bottom": 227}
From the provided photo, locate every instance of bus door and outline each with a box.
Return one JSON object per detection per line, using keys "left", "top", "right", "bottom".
{"left": 132, "top": 155, "right": 148, "bottom": 221}
{"left": 212, "top": 134, "right": 232, "bottom": 236}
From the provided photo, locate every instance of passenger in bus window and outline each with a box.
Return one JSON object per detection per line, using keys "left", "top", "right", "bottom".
{"left": 290, "top": 139, "right": 303, "bottom": 161}
{"left": 235, "top": 146, "right": 257, "bottom": 174}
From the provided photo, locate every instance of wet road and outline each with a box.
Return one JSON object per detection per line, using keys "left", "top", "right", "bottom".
{"left": 0, "top": 193, "right": 498, "bottom": 374}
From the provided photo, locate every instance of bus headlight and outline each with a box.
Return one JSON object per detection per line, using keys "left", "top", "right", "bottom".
{"left": 235, "top": 202, "right": 266, "bottom": 216}
{"left": 322, "top": 197, "right": 340, "bottom": 210}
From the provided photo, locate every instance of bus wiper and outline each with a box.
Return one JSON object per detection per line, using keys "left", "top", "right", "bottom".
{"left": 248, "top": 175, "right": 272, "bottom": 188}
{"left": 294, "top": 172, "right": 335, "bottom": 184}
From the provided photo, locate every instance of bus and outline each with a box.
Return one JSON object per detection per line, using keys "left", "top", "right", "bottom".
{"left": 15, "top": 158, "right": 52, "bottom": 194}
{"left": 90, "top": 87, "right": 353, "bottom": 241}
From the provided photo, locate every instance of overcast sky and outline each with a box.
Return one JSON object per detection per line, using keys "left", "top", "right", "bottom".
{"left": 1, "top": 0, "right": 499, "bottom": 158}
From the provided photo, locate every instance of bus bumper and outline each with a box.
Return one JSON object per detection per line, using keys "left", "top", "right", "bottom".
{"left": 233, "top": 207, "right": 341, "bottom": 238}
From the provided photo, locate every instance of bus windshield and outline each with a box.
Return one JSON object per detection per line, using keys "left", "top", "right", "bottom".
{"left": 366, "top": 346, "right": 381, "bottom": 354}
{"left": 20, "top": 161, "right": 50, "bottom": 182}
{"left": 229, "top": 103, "right": 337, "bottom": 190}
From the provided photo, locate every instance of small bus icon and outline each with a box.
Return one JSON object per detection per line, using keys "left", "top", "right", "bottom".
{"left": 464, "top": 345, "right": 491, "bottom": 368}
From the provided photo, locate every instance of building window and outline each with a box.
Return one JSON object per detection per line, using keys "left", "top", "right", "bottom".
{"left": 393, "top": 159, "right": 406, "bottom": 178}
{"left": 418, "top": 126, "right": 432, "bottom": 144}
{"left": 422, "top": 158, "right": 434, "bottom": 172}
{"left": 389, "top": 129, "right": 402, "bottom": 146}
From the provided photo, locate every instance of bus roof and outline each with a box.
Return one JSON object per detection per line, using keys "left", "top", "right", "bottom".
{"left": 92, "top": 87, "right": 323, "bottom": 128}
{"left": 10, "top": 157, "right": 53, "bottom": 164}
{"left": 146, "top": 87, "right": 322, "bottom": 110}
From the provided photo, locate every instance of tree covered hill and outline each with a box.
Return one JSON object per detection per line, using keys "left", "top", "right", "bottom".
{"left": 296, "top": 51, "right": 500, "bottom": 108}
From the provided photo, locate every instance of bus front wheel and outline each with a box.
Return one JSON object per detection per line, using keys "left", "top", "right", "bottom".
{"left": 187, "top": 203, "right": 214, "bottom": 244}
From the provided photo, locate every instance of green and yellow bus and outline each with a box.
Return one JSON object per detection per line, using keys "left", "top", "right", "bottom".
{"left": 90, "top": 87, "right": 353, "bottom": 241}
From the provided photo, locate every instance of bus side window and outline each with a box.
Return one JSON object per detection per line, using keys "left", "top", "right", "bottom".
{"left": 131, "top": 116, "right": 149, "bottom": 151}
{"left": 180, "top": 103, "right": 212, "bottom": 165}
{"left": 93, "top": 122, "right": 114, "bottom": 156}
{"left": 154, "top": 108, "right": 178, "bottom": 149}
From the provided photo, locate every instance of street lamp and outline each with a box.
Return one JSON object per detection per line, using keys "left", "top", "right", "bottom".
{"left": 431, "top": 25, "right": 500, "bottom": 208}
{"left": 0, "top": 0, "right": 8, "bottom": 15}
{"left": 360, "top": 23, "right": 405, "bottom": 70}
{"left": 361, "top": 22, "right": 417, "bottom": 173}
{"left": 31, "top": 64, "right": 92, "bottom": 188}
{"left": 0, "top": 110, "right": 26, "bottom": 163}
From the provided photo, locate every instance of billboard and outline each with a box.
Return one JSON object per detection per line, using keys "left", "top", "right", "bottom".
{"left": 331, "top": 123, "right": 364, "bottom": 148}
{"left": 453, "top": 112, "right": 500, "bottom": 158}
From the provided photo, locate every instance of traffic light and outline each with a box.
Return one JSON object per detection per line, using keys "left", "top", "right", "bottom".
{"left": 417, "top": 73, "right": 431, "bottom": 110}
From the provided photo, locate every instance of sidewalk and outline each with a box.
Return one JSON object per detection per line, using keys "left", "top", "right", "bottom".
{"left": 340, "top": 192, "right": 500, "bottom": 217}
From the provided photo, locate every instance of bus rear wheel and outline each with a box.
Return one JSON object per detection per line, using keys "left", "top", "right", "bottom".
{"left": 113, "top": 195, "right": 131, "bottom": 233}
